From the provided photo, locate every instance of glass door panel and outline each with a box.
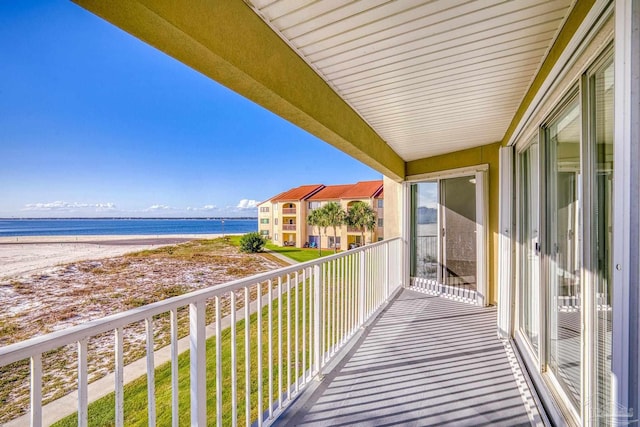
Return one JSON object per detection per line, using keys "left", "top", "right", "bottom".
{"left": 411, "top": 182, "right": 439, "bottom": 280}
{"left": 441, "top": 176, "right": 477, "bottom": 290}
{"left": 592, "top": 58, "right": 614, "bottom": 419}
{"left": 546, "top": 96, "right": 582, "bottom": 409}
{"left": 519, "top": 141, "right": 540, "bottom": 354}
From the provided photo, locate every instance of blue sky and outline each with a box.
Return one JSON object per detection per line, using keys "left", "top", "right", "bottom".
{"left": 0, "top": 2, "right": 381, "bottom": 218}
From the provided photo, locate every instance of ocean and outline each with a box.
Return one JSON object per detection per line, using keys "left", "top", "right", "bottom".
{"left": 0, "top": 218, "right": 258, "bottom": 237}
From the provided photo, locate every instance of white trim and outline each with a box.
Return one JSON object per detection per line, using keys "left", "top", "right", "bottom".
{"left": 405, "top": 164, "right": 489, "bottom": 182}
{"left": 401, "top": 182, "right": 412, "bottom": 289}
{"left": 506, "top": 0, "right": 614, "bottom": 147}
{"left": 613, "top": 0, "right": 640, "bottom": 418}
{"left": 476, "top": 169, "right": 489, "bottom": 307}
{"left": 498, "top": 146, "right": 515, "bottom": 337}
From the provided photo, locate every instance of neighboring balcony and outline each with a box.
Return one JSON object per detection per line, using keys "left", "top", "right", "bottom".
{"left": 0, "top": 237, "right": 539, "bottom": 426}
{"left": 282, "top": 224, "right": 296, "bottom": 231}
{"left": 282, "top": 208, "right": 296, "bottom": 215}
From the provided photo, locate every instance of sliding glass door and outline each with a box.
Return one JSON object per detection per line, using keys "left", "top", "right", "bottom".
{"left": 546, "top": 95, "right": 582, "bottom": 409}
{"left": 513, "top": 49, "right": 614, "bottom": 424}
{"left": 518, "top": 140, "right": 540, "bottom": 355}
{"left": 410, "top": 171, "right": 486, "bottom": 304}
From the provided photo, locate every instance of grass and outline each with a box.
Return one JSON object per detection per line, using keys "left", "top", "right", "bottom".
{"left": 226, "top": 234, "right": 335, "bottom": 263}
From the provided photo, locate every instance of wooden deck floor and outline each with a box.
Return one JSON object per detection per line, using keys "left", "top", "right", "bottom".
{"left": 275, "top": 288, "right": 541, "bottom": 427}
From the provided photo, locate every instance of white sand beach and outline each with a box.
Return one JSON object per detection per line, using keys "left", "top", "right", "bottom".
{"left": 0, "top": 234, "right": 225, "bottom": 279}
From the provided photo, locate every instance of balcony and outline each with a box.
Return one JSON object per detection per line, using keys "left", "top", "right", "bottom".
{"left": 282, "top": 208, "right": 296, "bottom": 215}
{"left": 0, "top": 237, "right": 538, "bottom": 426}
{"left": 282, "top": 224, "right": 296, "bottom": 231}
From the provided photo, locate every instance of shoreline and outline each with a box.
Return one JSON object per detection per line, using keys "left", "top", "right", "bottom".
{"left": 0, "top": 234, "right": 236, "bottom": 279}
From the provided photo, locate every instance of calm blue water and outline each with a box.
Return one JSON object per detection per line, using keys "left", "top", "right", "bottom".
{"left": 0, "top": 219, "right": 258, "bottom": 237}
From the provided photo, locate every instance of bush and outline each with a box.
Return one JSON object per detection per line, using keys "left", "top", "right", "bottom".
{"left": 239, "top": 232, "right": 267, "bottom": 253}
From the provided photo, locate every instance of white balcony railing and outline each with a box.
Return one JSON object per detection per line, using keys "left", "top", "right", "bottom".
{"left": 0, "top": 237, "right": 402, "bottom": 427}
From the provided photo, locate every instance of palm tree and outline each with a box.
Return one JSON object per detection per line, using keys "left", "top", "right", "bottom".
{"left": 322, "top": 201, "right": 346, "bottom": 253}
{"left": 346, "top": 201, "right": 377, "bottom": 246}
{"left": 307, "top": 208, "right": 326, "bottom": 255}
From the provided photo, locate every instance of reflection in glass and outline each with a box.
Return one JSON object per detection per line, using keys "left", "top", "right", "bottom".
{"left": 593, "top": 59, "right": 614, "bottom": 420}
{"left": 519, "top": 141, "right": 540, "bottom": 354}
{"left": 411, "top": 182, "right": 438, "bottom": 280}
{"left": 547, "top": 96, "right": 581, "bottom": 408}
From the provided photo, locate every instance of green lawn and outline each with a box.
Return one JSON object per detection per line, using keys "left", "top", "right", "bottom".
{"left": 227, "top": 234, "right": 335, "bottom": 263}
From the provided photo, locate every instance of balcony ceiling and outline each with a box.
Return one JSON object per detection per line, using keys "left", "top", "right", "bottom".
{"left": 245, "top": 0, "right": 573, "bottom": 161}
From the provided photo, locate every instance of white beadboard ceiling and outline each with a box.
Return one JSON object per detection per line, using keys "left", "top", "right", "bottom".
{"left": 245, "top": 0, "right": 574, "bottom": 162}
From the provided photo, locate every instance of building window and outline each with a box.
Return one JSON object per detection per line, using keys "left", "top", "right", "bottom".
{"left": 274, "top": 233, "right": 278, "bottom": 241}
{"left": 260, "top": 207, "right": 270, "bottom": 213}
{"left": 260, "top": 230, "right": 269, "bottom": 236}
{"left": 377, "top": 199, "right": 383, "bottom": 208}
{"left": 328, "top": 236, "right": 341, "bottom": 249}
{"left": 274, "top": 218, "right": 278, "bottom": 226}
{"left": 308, "top": 201, "right": 321, "bottom": 209}
{"left": 378, "top": 218, "right": 384, "bottom": 227}
{"left": 260, "top": 218, "right": 269, "bottom": 224}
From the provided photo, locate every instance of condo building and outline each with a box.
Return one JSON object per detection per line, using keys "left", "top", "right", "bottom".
{"left": 258, "top": 180, "right": 383, "bottom": 248}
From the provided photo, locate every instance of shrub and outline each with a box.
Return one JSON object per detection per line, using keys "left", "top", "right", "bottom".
{"left": 239, "top": 232, "right": 266, "bottom": 253}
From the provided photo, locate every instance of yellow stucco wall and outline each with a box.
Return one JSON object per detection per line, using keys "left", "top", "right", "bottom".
{"left": 406, "top": 142, "right": 501, "bottom": 305}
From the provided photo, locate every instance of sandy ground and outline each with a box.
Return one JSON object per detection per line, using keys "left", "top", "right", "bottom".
{"left": 0, "top": 234, "right": 225, "bottom": 279}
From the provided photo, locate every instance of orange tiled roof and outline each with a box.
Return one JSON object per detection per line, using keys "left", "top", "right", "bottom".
{"left": 306, "top": 184, "right": 353, "bottom": 201}
{"left": 340, "top": 180, "right": 383, "bottom": 199}
{"left": 271, "top": 184, "right": 324, "bottom": 202}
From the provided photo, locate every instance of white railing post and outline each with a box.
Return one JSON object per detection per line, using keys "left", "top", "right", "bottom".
{"left": 384, "top": 243, "right": 390, "bottom": 299}
{"left": 78, "top": 339, "right": 88, "bottom": 427}
{"left": 190, "top": 301, "right": 206, "bottom": 426}
{"left": 115, "top": 327, "right": 124, "bottom": 427}
{"left": 145, "top": 318, "right": 156, "bottom": 426}
{"left": 30, "top": 354, "right": 42, "bottom": 427}
{"left": 359, "top": 250, "right": 366, "bottom": 326}
{"left": 313, "top": 264, "right": 322, "bottom": 376}
{"left": 169, "top": 311, "right": 178, "bottom": 427}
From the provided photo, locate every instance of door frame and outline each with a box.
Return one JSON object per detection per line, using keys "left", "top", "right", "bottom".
{"left": 406, "top": 164, "right": 489, "bottom": 306}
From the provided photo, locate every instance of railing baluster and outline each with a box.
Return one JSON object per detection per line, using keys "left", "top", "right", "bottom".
{"left": 340, "top": 257, "right": 345, "bottom": 344}
{"left": 277, "top": 276, "right": 283, "bottom": 410}
{"left": 294, "top": 271, "right": 299, "bottom": 395}
{"left": 286, "top": 273, "right": 291, "bottom": 402}
{"left": 190, "top": 301, "right": 206, "bottom": 426}
{"left": 115, "top": 327, "right": 124, "bottom": 427}
{"left": 332, "top": 259, "right": 337, "bottom": 354}
{"left": 268, "top": 279, "right": 273, "bottom": 418}
{"left": 359, "top": 250, "right": 366, "bottom": 327}
{"left": 78, "top": 339, "right": 88, "bottom": 427}
{"left": 313, "top": 264, "right": 322, "bottom": 375}
{"left": 30, "top": 354, "right": 42, "bottom": 427}
{"left": 257, "top": 282, "right": 263, "bottom": 427}
{"left": 216, "top": 296, "right": 222, "bottom": 426}
{"left": 302, "top": 268, "right": 307, "bottom": 384}
{"left": 145, "top": 317, "right": 156, "bottom": 426}
{"left": 245, "top": 286, "right": 251, "bottom": 427}
{"left": 231, "top": 291, "right": 237, "bottom": 427}
{"left": 170, "top": 310, "right": 178, "bottom": 427}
